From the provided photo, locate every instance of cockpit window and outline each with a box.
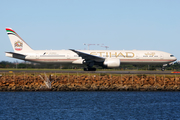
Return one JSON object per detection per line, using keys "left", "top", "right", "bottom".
{"left": 170, "top": 55, "right": 174, "bottom": 57}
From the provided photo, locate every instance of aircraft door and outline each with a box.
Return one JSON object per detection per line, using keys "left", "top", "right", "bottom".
{"left": 67, "top": 54, "right": 70, "bottom": 59}
{"left": 160, "top": 54, "right": 163, "bottom": 59}
{"left": 36, "top": 54, "right": 40, "bottom": 59}
{"left": 67, "top": 54, "right": 72, "bottom": 59}
{"left": 136, "top": 53, "right": 139, "bottom": 59}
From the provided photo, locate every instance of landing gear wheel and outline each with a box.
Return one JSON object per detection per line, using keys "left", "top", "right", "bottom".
{"left": 89, "top": 68, "right": 96, "bottom": 71}
{"left": 83, "top": 68, "right": 96, "bottom": 71}
{"left": 84, "top": 68, "right": 88, "bottom": 71}
{"left": 161, "top": 68, "right": 165, "bottom": 71}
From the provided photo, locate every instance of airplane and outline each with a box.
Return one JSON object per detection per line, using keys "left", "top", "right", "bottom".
{"left": 5, "top": 28, "right": 177, "bottom": 71}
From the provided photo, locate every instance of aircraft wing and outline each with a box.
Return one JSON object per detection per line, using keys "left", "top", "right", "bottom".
{"left": 69, "top": 49, "right": 105, "bottom": 62}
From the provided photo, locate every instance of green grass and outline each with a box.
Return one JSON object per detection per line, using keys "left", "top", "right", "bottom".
{"left": 0, "top": 68, "right": 83, "bottom": 71}
{"left": 0, "top": 68, "right": 178, "bottom": 71}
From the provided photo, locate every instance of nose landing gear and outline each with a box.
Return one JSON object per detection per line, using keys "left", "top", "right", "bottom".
{"left": 161, "top": 64, "right": 168, "bottom": 71}
{"left": 161, "top": 67, "right": 165, "bottom": 71}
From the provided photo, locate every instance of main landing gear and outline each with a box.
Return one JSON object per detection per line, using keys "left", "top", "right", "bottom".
{"left": 83, "top": 61, "right": 96, "bottom": 71}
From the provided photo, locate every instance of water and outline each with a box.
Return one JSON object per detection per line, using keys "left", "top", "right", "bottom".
{"left": 0, "top": 91, "right": 180, "bottom": 120}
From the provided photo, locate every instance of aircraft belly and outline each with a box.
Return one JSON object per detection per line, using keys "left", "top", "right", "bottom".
{"left": 26, "top": 58, "right": 76, "bottom": 63}
{"left": 120, "top": 59, "right": 173, "bottom": 65}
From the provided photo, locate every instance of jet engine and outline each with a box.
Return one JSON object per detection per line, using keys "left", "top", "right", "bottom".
{"left": 72, "top": 59, "right": 84, "bottom": 64}
{"left": 103, "top": 58, "right": 120, "bottom": 68}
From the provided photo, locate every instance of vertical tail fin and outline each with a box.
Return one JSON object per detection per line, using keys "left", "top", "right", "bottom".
{"left": 6, "top": 28, "right": 33, "bottom": 53}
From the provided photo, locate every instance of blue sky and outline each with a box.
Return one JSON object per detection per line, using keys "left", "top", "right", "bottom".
{"left": 0, "top": 0, "right": 180, "bottom": 62}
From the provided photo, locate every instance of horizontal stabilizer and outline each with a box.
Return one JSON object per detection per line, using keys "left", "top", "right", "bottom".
{"left": 6, "top": 52, "right": 26, "bottom": 60}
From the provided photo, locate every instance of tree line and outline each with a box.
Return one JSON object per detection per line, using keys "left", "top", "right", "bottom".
{"left": 0, "top": 61, "right": 180, "bottom": 70}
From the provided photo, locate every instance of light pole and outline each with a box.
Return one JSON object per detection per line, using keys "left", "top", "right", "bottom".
{"left": 83, "top": 43, "right": 96, "bottom": 50}
{"left": 101, "top": 46, "right": 109, "bottom": 50}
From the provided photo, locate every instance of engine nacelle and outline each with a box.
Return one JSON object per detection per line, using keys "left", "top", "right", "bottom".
{"left": 103, "top": 58, "right": 120, "bottom": 68}
{"left": 72, "top": 59, "right": 84, "bottom": 64}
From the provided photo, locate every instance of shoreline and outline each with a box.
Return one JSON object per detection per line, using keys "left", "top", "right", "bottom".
{"left": 1, "top": 74, "right": 180, "bottom": 91}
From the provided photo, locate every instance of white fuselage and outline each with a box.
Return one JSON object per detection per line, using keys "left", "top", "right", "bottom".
{"left": 10, "top": 50, "right": 176, "bottom": 65}
{"left": 5, "top": 28, "right": 177, "bottom": 69}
